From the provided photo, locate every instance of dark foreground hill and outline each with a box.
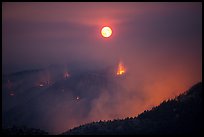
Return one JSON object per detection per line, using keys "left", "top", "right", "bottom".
{"left": 62, "top": 82, "right": 203, "bottom": 135}
{"left": 1, "top": 126, "right": 49, "bottom": 135}
{"left": 2, "top": 82, "right": 202, "bottom": 135}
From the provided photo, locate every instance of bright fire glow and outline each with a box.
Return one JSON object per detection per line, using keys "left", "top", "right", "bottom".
{"left": 117, "top": 61, "right": 126, "bottom": 75}
{"left": 101, "top": 26, "right": 112, "bottom": 38}
{"left": 9, "top": 92, "right": 15, "bottom": 96}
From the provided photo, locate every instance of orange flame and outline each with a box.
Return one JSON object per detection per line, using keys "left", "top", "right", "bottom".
{"left": 117, "top": 61, "right": 126, "bottom": 75}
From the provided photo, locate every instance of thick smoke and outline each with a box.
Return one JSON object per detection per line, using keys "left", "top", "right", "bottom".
{"left": 2, "top": 59, "right": 201, "bottom": 134}
{"left": 2, "top": 2, "right": 202, "bottom": 134}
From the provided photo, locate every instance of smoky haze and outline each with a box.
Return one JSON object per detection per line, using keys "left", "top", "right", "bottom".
{"left": 2, "top": 2, "right": 202, "bottom": 134}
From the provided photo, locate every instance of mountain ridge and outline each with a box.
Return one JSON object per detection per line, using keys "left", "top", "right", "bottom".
{"left": 2, "top": 82, "right": 202, "bottom": 135}
{"left": 61, "top": 82, "right": 203, "bottom": 135}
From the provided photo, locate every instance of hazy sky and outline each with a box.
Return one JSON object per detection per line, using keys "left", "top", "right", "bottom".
{"left": 2, "top": 2, "right": 202, "bottom": 134}
{"left": 2, "top": 2, "right": 202, "bottom": 74}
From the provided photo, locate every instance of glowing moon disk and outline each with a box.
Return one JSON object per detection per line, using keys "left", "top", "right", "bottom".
{"left": 101, "top": 27, "right": 112, "bottom": 38}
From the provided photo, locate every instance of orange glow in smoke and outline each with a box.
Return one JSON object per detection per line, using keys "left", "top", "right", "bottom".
{"left": 117, "top": 61, "right": 126, "bottom": 75}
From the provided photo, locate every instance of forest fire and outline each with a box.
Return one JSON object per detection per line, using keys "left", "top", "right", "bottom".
{"left": 9, "top": 92, "right": 15, "bottom": 96}
{"left": 39, "top": 84, "right": 44, "bottom": 87}
{"left": 116, "top": 61, "right": 126, "bottom": 75}
{"left": 38, "top": 81, "right": 50, "bottom": 87}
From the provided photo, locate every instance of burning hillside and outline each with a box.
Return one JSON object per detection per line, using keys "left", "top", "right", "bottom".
{"left": 116, "top": 61, "right": 126, "bottom": 76}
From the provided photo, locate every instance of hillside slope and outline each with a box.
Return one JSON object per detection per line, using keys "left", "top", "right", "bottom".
{"left": 62, "top": 82, "right": 203, "bottom": 135}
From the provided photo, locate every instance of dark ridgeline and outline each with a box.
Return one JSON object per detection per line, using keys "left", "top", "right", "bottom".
{"left": 2, "top": 82, "right": 202, "bottom": 135}
{"left": 62, "top": 82, "right": 203, "bottom": 135}
{"left": 1, "top": 126, "right": 49, "bottom": 135}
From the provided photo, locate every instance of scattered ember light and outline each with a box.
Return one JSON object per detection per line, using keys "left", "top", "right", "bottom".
{"left": 9, "top": 93, "right": 15, "bottom": 96}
